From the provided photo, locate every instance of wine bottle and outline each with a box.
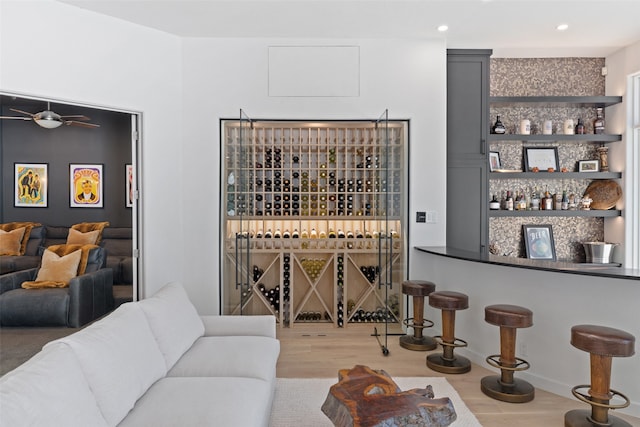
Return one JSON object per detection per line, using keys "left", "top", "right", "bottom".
{"left": 575, "top": 118, "right": 586, "bottom": 135}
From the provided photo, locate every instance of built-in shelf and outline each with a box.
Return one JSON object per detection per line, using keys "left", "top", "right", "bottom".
{"left": 488, "top": 134, "right": 622, "bottom": 143}
{"left": 490, "top": 172, "right": 622, "bottom": 180}
{"left": 489, "top": 96, "right": 623, "bottom": 108}
{"left": 489, "top": 209, "right": 621, "bottom": 218}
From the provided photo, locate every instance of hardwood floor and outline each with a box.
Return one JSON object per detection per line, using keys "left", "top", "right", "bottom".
{"left": 276, "top": 324, "right": 640, "bottom": 427}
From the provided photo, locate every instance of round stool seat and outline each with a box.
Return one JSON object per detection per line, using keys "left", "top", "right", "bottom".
{"left": 429, "top": 291, "right": 468, "bottom": 311}
{"left": 571, "top": 325, "right": 635, "bottom": 357}
{"left": 485, "top": 304, "right": 533, "bottom": 329}
{"left": 402, "top": 280, "right": 436, "bottom": 297}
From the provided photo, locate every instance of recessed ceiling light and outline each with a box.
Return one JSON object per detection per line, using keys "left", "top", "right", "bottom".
{"left": 557, "top": 24, "right": 569, "bottom": 31}
{"left": 437, "top": 25, "right": 449, "bottom": 32}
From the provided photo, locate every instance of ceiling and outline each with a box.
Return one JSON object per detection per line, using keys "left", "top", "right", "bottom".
{"left": 57, "top": 0, "right": 640, "bottom": 57}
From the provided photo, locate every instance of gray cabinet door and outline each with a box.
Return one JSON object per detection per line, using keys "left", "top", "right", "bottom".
{"left": 446, "top": 49, "right": 491, "bottom": 254}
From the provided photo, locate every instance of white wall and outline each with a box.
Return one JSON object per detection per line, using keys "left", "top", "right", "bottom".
{"left": 0, "top": 0, "right": 184, "bottom": 298}
{"left": 416, "top": 251, "right": 640, "bottom": 417}
{"left": 181, "top": 38, "right": 447, "bottom": 313}
{"left": 606, "top": 41, "right": 640, "bottom": 268}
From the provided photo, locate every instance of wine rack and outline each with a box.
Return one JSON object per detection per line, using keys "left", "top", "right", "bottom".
{"left": 221, "top": 119, "right": 407, "bottom": 329}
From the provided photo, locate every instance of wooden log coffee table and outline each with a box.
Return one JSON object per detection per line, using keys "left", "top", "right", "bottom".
{"left": 321, "top": 365, "right": 457, "bottom": 427}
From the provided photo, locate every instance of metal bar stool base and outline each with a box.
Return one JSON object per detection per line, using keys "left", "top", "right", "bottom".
{"left": 427, "top": 353, "right": 471, "bottom": 374}
{"left": 399, "top": 335, "right": 437, "bottom": 351}
{"left": 480, "top": 375, "right": 535, "bottom": 403}
{"left": 565, "top": 409, "right": 632, "bottom": 427}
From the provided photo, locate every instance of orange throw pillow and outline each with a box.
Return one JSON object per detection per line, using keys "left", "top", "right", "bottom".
{"left": 67, "top": 228, "right": 100, "bottom": 245}
{"left": 0, "top": 222, "right": 40, "bottom": 255}
{"left": 22, "top": 249, "right": 82, "bottom": 289}
{"left": 70, "top": 222, "right": 110, "bottom": 244}
{"left": 0, "top": 227, "right": 26, "bottom": 256}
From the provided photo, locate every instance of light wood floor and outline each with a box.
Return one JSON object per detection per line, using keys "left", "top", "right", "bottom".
{"left": 276, "top": 324, "right": 640, "bottom": 427}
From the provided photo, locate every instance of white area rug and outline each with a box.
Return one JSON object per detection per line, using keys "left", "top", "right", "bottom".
{"left": 270, "top": 377, "right": 482, "bottom": 426}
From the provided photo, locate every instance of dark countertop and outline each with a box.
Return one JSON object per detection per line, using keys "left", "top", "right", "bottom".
{"left": 415, "top": 246, "right": 640, "bottom": 281}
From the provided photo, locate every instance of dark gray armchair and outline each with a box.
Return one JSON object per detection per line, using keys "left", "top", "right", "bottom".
{"left": 0, "top": 246, "right": 113, "bottom": 327}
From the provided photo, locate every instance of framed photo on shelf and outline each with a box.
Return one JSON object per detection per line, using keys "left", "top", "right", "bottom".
{"left": 70, "top": 164, "right": 103, "bottom": 208}
{"left": 14, "top": 163, "right": 48, "bottom": 207}
{"left": 126, "top": 164, "right": 134, "bottom": 207}
{"left": 489, "top": 151, "right": 501, "bottom": 172}
{"left": 578, "top": 159, "right": 600, "bottom": 172}
{"left": 523, "top": 224, "right": 556, "bottom": 261}
{"left": 523, "top": 147, "right": 559, "bottom": 172}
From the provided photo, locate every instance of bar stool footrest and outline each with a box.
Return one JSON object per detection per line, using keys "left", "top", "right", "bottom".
{"left": 486, "top": 354, "right": 530, "bottom": 372}
{"left": 571, "top": 385, "right": 631, "bottom": 410}
{"left": 432, "top": 335, "right": 468, "bottom": 349}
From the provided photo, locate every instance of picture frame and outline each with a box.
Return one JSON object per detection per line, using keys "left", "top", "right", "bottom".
{"left": 523, "top": 224, "right": 556, "bottom": 261}
{"left": 14, "top": 163, "right": 48, "bottom": 207}
{"left": 70, "top": 164, "right": 103, "bottom": 208}
{"left": 489, "top": 151, "right": 501, "bottom": 172}
{"left": 523, "top": 147, "right": 559, "bottom": 172}
{"left": 126, "top": 164, "right": 134, "bottom": 207}
{"left": 578, "top": 159, "right": 600, "bottom": 172}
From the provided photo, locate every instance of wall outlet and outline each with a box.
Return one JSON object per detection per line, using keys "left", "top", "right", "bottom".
{"left": 519, "top": 341, "right": 528, "bottom": 357}
{"left": 425, "top": 211, "right": 438, "bottom": 224}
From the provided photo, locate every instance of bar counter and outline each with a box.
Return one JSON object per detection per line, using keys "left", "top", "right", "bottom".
{"left": 415, "top": 246, "right": 640, "bottom": 281}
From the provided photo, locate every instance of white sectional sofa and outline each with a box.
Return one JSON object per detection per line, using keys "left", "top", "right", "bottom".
{"left": 0, "top": 282, "right": 280, "bottom": 427}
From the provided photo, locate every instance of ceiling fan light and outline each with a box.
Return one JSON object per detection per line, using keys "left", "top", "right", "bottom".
{"left": 34, "top": 117, "right": 63, "bottom": 129}
{"left": 34, "top": 110, "right": 63, "bottom": 129}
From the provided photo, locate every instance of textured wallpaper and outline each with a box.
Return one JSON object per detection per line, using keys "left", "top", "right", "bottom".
{"left": 488, "top": 58, "right": 609, "bottom": 263}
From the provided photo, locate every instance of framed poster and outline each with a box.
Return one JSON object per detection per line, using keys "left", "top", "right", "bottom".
{"left": 14, "top": 163, "right": 48, "bottom": 207}
{"left": 523, "top": 147, "right": 559, "bottom": 172}
{"left": 126, "top": 164, "right": 134, "bottom": 207}
{"left": 523, "top": 224, "right": 556, "bottom": 261}
{"left": 70, "top": 164, "right": 103, "bottom": 208}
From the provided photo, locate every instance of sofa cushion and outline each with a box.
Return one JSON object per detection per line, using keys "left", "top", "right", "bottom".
{"left": 167, "top": 336, "right": 279, "bottom": 382}
{"left": 117, "top": 377, "right": 273, "bottom": 427}
{"left": 139, "top": 282, "right": 204, "bottom": 370}
{"left": 0, "top": 227, "right": 25, "bottom": 255}
{"left": 46, "top": 303, "right": 167, "bottom": 426}
{"left": 67, "top": 228, "right": 100, "bottom": 245}
{"left": 22, "top": 244, "right": 100, "bottom": 289}
{"left": 0, "top": 342, "right": 108, "bottom": 427}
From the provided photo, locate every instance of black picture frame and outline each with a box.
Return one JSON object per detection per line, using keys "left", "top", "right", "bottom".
{"left": 523, "top": 147, "right": 559, "bottom": 172}
{"left": 523, "top": 224, "right": 556, "bottom": 261}
{"left": 578, "top": 159, "right": 600, "bottom": 172}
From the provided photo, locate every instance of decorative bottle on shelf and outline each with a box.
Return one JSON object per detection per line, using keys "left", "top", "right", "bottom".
{"left": 491, "top": 115, "right": 506, "bottom": 134}
{"left": 530, "top": 187, "right": 540, "bottom": 210}
{"left": 489, "top": 194, "right": 501, "bottom": 210}
{"left": 593, "top": 108, "right": 605, "bottom": 134}
{"left": 505, "top": 191, "right": 514, "bottom": 211}
{"left": 575, "top": 118, "right": 586, "bottom": 135}
{"left": 561, "top": 190, "right": 569, "bottom": 210}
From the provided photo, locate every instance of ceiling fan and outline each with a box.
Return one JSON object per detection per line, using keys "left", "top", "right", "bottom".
{"left": 0, "top": 101, "right": 100, "bottom": 129}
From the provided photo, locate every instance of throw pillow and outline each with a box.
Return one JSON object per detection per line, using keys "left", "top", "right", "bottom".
{"left": 22, "top": 249, "right": 82, "bottom": 289}
{"left": 70, "top": 222, "right": 110, "bottom": 244}
{"left": 0, "top": 227, "right": 26, "bottom": 256}
{"left": 67, "top": 228, "right": 100, "bottom": 245}
{"left": 0, "top": 222, "right": 41, "bottom": 255}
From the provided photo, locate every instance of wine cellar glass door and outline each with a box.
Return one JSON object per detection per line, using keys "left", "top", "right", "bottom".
{"left": 221, "top": 114, "right": 407, "bottom": 327}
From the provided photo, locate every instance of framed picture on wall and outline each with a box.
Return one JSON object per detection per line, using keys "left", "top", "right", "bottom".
{"left": 70, "top": 164, "right": 103, "bottom": 208}
{"left": 14, "top": 163, "right": 48, "bottom": 207}
{"left": 523, "top": 224, "right": 556, "bottom": 261}
{"left": 126, "top": 164, "right": 134, "bottom": 207}
{"left": 489, "top": 151, "right": 501, "bottom": 172}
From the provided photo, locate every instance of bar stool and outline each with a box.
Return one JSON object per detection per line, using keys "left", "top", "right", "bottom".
{"left": 399, "top": 280, "right": 437, "bottom": 351}
{"left": 565, "top": 324, "right": 636, "bottom": 427}
{"left": 426, "top": 291, "right": 471, "bottom": 374}
{"left": 481, "top": 304, "right": 534, "bottom": 403}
